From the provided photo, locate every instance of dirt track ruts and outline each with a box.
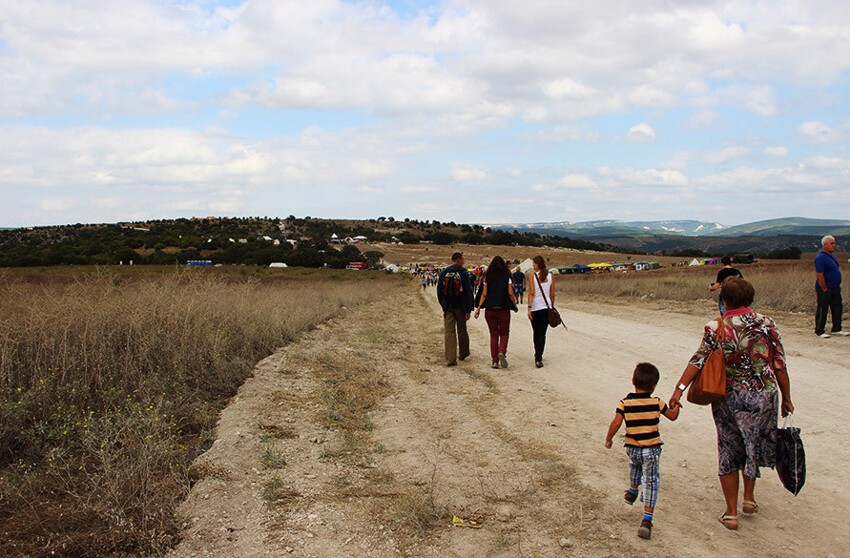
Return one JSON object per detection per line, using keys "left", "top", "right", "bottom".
{"left": 170, "top": 283, "right": 849, "bottom": 557}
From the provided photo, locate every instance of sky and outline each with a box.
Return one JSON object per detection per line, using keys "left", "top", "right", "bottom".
{"left": 1, "top": 0, "right": 850, "bottom": 228}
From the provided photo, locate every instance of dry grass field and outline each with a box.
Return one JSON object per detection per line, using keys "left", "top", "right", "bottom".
{"left": 0, "top": 267, "right": 400, "bottom": 557}
{"left": 0, "top": 246, "right": 843, "bottom": 557}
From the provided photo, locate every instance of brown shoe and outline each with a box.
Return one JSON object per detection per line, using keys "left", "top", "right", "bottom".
{"left": 637, "top": 519, "right": 652, "bottom": 539}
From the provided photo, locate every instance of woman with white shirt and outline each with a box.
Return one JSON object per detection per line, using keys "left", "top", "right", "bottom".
{"left": 527, "top": 255, "right": 555, "bottom": 368}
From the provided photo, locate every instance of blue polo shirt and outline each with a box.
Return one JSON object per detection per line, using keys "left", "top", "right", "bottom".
{"left": 815, "top": 251, "right": 842, "bottom": 290}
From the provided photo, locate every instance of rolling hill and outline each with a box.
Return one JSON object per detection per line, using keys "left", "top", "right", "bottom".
{"left": 488, "top": 217, "right": 850, "bottom": 239}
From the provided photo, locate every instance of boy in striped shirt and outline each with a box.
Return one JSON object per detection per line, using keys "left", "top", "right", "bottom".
{"left": 605, "top": 362, "right": 680, "bottom": 539}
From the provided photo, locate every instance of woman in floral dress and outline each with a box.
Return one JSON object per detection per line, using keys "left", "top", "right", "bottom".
{"left": 668, "top": 277, "right": 794, "bottom": 531}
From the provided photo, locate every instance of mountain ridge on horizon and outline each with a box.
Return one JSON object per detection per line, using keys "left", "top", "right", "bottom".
{"left": 486, "top": 216, "right": 850, "bottom": 239}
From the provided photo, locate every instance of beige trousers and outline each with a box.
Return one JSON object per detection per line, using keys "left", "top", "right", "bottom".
{"left": 443, "top": 309, "right": 470, "bottom": 364}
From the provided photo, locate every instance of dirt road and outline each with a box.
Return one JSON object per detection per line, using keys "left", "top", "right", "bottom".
{"left": 170, "top": 283, "right": 848, "bottom": 557}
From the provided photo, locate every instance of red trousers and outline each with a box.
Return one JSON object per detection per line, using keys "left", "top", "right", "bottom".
{"left": 484, "top": 308, "right": 511, "bottom": 363}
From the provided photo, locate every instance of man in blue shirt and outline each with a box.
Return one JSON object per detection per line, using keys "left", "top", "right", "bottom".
{"left": 814, "top": 235, "right": 848, "bottom": 338}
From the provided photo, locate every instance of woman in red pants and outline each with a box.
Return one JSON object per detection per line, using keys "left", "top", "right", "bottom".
{"left": 474, "top": 256, "right": 518, "bottom": 369}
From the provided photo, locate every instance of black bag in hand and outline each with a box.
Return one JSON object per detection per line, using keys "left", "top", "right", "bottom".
{"left": 775, "top": 416, "right": 805, "bottom": 496}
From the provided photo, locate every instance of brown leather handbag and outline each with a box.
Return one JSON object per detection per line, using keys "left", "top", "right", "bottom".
{"left": 687, "top": 317, "right": 727, "bottom": 405}
{"left": 534, "top": 273, "right": 565, "bottom": 329}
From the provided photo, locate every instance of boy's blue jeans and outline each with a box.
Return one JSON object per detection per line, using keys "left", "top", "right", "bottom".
{"left": 626, "top": 446, "right": 662, "bottom": 510}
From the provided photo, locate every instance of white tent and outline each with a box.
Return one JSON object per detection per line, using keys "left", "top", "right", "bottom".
{"left": 689, "top": 258, "right": 701, "bottom": 266}
{"left": 269, "top": 262, "right": 288, "bottom": 268}
{"left": 385, "top": 264, "right": 400, "bottom": 273}
{"left": 518, "top": 258, "right": 534, "bottom": 273}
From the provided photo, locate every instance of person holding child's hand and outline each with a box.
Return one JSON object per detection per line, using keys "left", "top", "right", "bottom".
{"left": 669, "top": 277, "right": 793, "bottom": 532}
{"left": 605, "top": 362, "right": 679, "bottom": 540}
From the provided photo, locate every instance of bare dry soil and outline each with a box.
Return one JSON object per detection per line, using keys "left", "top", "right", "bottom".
{"left": 169, "top": 282, "right": 848, "bottom": 558}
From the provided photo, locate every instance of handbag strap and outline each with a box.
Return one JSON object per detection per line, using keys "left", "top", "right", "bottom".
{"left": 782, "top": 413, "right": 796, "bottom": 429}
{"left": 534, "top": 272, "right": 552, "bottom": 309}
{"left": 715, "top": 317, "right": 725, "bottom": 344}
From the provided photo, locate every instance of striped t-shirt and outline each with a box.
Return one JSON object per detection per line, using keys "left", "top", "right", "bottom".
{"left": 616, "top": 393, "right": 668, "bottom": 447}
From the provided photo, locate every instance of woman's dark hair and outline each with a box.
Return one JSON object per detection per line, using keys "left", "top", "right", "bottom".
{"left": 485, "top": 255, "right": 510, "bottom": 281}
{"left": 633, "top": 362, "right": 660, "bottom": 391}
{"left": 533, "top": 255, "right": 547, "bottom": 282}
{"left": 720, "top": 277, "right": 755, "bottom": 309}
{"left": 721, "top": 256, "right": 732, "bottom": 266}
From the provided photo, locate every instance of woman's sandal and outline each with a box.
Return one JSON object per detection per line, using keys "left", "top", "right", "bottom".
{"left": 742, "top": 500, "right": 760, "bottom": 514}
{"left": 718, "top": 514, "right": 739, "bottom": 530}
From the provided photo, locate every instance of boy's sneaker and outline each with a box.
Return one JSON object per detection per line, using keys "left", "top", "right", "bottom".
{"left": 832, "top": 331, "right": 850, "bottom": 337}
{"left": 817, "top": 333, "right": 831, "bottom": 339}
{"left": 624, "top": 490, "right": 638, "bottom": 505}
{"left": 638, "top": 519, "right": 652, "bottom": 539}
{"left": 498, "top": 352, "right": 508, "bottom": 368}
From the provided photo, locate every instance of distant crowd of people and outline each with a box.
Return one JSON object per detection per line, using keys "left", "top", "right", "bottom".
{"left": 425, "top": 234, "right": 846, "bottom": 540}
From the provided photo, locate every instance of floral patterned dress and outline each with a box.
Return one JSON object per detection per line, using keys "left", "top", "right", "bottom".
{"left": 688, "top": 307, "right": 786, "bottom": 478}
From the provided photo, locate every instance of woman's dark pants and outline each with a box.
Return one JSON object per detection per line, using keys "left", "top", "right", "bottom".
{"left": 531, "top": 309, "right": 549, "bottom": 362}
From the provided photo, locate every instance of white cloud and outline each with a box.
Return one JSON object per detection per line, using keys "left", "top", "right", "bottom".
{"left": 798, "top": 120, "right": 850, "bottom": 143}
{"left": 627, "top": 123, "right": 656, "bottom": 143}
{"left": 603, "top": 166, "right": 690, "bottom": 187}
{"left": 559, "top": 174, "right": 598, "bottom": 189}
{"left": 629, "top": 85, "right": 674, "bottom": 107}
{"left": 764, "top": 146, "right": 788, "bottom": 156}
{"left": 39, "top": 196, "right": 76, "bottom": 212}
{"left": 451, "top": 163, "right": 488, "bottom": 181}
{"left": 803, "top": 156, "right": 850, "bottom": 170}
{"left": 712, "top": 84, "right": 778, "bottom": 116}
{"left": 401, "top": 184, "right": 439, "bottom": 193}
{"left": 357, "top": 185, "right": 385, "bottom": 194}
{"left": 687, "top": 110, "right": 719, "bottom": 129}
{"left": 518, "top": 125, "right": 586, "bottom": 142}
{"left": 702, "top": 146, "right": 751, "bottom": 164}
{"left": 543, "top": 78, "right": 595, "bottom": 100}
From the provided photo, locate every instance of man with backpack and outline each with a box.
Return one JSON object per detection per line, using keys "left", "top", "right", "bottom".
{"left": 437, "top": 252, "right": 475, "bottom": 366}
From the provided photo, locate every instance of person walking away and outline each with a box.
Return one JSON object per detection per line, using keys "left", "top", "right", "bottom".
{"left": 606, "top": 362, "right": 680, "bottom": 539}
{"left": 512, "top": 265, "right": 526, "bottom": 304}
{"left": 527, "top": 255, "right": 555, "bottom": 368}
{"left": 668, "top": 277, "right": 794, "bottom": 531}
{"left": 437, "top": 252, "right": 474, "bottom": 366}
{"left": 474, "top": 256, "right": 519, "bottom": 369}
{"left": 815, "top": 235, "right": 848, "bottom": 338}
{"left": 709, "top": 256, "right": 743, "bottom": 316}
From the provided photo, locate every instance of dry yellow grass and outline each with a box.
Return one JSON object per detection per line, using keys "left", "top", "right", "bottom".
{"left": 0, "top": 268, "right": 398, "bottom": 557}
{"left": 553, "top": 259, "right": 817, "bottom": 314}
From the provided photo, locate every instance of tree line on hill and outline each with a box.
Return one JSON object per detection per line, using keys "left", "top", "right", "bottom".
{"left": 0, "top": 216, "right": 619, "bottom": 268}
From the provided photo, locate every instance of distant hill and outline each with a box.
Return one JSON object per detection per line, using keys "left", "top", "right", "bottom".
{"left": 484, "top": 216, "right": 850, "bottom": 257}
{"left": 487, "top": 217, "right": 850, "bottom": 239}
{"left": 491, "top": 219, "right": 726, "bottom": 238}
{"left": 0, "top": 216, "right": 613, "bottom": 267}
{"left": 706, "top": 217, "right": 850, "bottom": 237}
